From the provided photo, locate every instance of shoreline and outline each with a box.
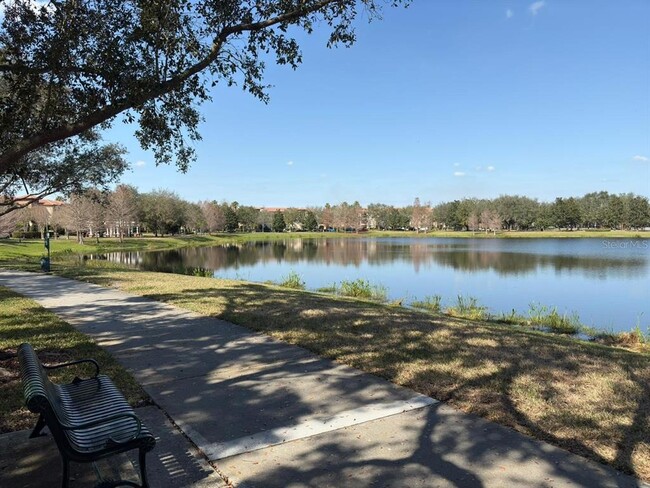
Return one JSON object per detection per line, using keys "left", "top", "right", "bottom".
{"left": 33, "top": 264, "right": 650, "bottom": 482}
{"left": 2, "top": 233, "right": 648, "bottom": 339}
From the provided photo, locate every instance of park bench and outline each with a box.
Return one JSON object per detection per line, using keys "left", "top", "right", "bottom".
{"left": 17, "top": 343, "right": 156, "bottom": 488}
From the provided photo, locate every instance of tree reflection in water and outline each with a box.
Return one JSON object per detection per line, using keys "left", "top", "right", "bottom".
{"left": 87, "top": 237, "right": 649, "bottom": 331}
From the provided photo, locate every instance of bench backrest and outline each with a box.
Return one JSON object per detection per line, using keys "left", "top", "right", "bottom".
{"left": 17, "top": 343, "right": 59, "bottom": 414}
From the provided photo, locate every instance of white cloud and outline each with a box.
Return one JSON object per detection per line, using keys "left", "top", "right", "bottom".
{"left": 453, "top": 163, "right": 461, "bottom": 167}
{"left": 632, "top": 155, "right": 649, "bottom": 162}
{"left": 487, "top": 165, "right": 496, "bottom": 172}
{"left": 135, "top": 160, "right": 146, "bottom": 167}
{"left": 529, "top": 1, "right": 545, "bottom": 15}
{"left": 286, "top": 160, "right": 294, "bottom": 166}
{"left": 506, "top": 9, "right": 514, "bottom": 19}
{"left": 453, "top": 171, "right": 466, "bottom": 177}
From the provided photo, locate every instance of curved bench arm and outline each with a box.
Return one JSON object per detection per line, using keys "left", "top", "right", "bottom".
{"left": 43, "top": 358, "right": 100, "bottom": 378}
{"left": 60, "top": 412, "right": 142, "bottom": 444}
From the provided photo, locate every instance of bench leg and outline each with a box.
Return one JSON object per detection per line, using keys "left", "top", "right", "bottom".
{"left": 61, "top": 458, "right": 69, "bottom": 488}
{"left": 29, "top": 414, "right": 47, "bottom": 438}
{"left": 139, "top": 448, "right": 150, "bottom": 488}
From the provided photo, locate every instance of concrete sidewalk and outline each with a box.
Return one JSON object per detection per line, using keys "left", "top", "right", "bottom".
{"left": 0, "top": 270, "right": 646, "bottom": 488}
{"left": 0, "top": 406, "right": 225, "bottom": 488}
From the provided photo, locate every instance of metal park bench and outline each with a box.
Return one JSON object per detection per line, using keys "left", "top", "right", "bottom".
{"left": 17, "top": 343, "right": 156, "bottom": 488}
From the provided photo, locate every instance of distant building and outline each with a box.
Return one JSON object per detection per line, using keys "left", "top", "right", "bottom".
{"left": 14, "top": 196, "right": 65, "bottom": 217}
{"left": 257, "top": 207, "right": 307, "bottom": 213}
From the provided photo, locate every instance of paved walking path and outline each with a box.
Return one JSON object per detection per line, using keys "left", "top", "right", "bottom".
{"left": 1, "top": 270, "right": 647, "bottom": 487}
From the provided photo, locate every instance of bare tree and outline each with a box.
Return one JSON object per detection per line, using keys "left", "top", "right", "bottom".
{"left": 86, "top": 197, "right": 106, "bottom": 243}
{"left": 107, "top": 185, "right": 138, "bottom": 242}
{"left": 60, "top": 192, "right": 104, "bottom": 243}
{"left": 0, "top": 209, "right": 20, "bottom": 237}
{"left": 25, "top": 204, "right": 51, "bottom": 238}
{"left": 321, "top": 204, "right": 334, "bottom": 231}
{"left": 350, "top": 201, "right": 366, "bottom": 231}
{"left": 467, "top": 212, "right": 480, "bottom": 232}
{"left": 411, "top": 197, "right": 430, "bottom": 232}
{"left": 200, "top": 201, "right": 226, "bottom": 233}
{"left": 480, "top": 209, "right": 502, "bottom": 234}
{"left": 185, "top": 202, "right": 206, "bottom": 233}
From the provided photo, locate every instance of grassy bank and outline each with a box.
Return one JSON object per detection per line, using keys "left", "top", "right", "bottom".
{"left": 0, "top": 234, "right": 231, "bottom": 263}
{"left": 40, "top": 263, "right": 650, "bottom": 481}
{"left": 0, "top": 286, "right": 150, "bottom": 433}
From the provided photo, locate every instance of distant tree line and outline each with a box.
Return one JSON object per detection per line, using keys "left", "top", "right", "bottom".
{"left": 3, "top": 189, "right": 649, "bottom": 241}
{"left": 423, "top": 192, "right": 650, "bottom": 232}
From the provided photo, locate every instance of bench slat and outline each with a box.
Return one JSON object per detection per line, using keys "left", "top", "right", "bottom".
{"left": 17, "top": 342, "right": 155, "bottom": 488}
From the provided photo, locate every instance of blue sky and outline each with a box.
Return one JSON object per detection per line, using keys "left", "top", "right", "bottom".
{"left": 106, "top": 0, "right": 650, "bottom": 207}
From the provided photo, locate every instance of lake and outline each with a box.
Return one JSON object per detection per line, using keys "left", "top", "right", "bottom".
{"left": 93, "top": 237, "right": 650, "bottom": 333}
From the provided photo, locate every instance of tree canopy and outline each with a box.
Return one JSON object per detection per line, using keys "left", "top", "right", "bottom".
{"left": 0, "top": 0, "right": 406, "bottom": 214}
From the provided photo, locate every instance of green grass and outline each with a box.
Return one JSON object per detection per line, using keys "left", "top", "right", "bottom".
{"left": 410, "top": 295, "right": 443, "bottom": 313}
{"left": 446, "top": 295, "right": 489, "bottom": 321}
{"left": 414, "top": 294, "right": 643, "bottom": 346}
{"left": 0, "top": 235, "right": 229, "bottom": 264}
{"left": 2, "top": 234, "right": 650, "bottom": 479}
{"left": 0, "top": 286, "right": 150, "bottom": 433}
{"left": 527, "top": 303, "right": 582, "bottom": 334}
{"left": 185, "top": 266, "right": 215, "bottom": 277}
{"left": 278, "top": 270, "right": 306, "bottom": 290}
{"left": 45, "top": 263, "right": 650, "bottom": 482}
{"left": 338, "top": 278, "right": 387, "bottom": 302}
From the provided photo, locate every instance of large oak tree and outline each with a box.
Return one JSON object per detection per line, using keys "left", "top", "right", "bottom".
{"left": 1, "top": 0, "right": 407, "bottom": 214}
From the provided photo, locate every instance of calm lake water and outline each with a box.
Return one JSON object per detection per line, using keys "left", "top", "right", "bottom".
{"left": 94, "top": 237, "right": 650, "bottom": 333}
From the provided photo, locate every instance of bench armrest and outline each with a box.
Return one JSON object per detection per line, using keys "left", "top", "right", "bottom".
{"left": 43, "top": 358, "right": 100, "bottom": 378}
{"left": 60, "top": 412, "right": 142, "bottom": 444}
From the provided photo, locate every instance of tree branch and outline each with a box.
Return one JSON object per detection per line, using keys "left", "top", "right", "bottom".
{"left": 0, "top": 0, "right": 348, "bottom": 173}
{"left": 223, "top": 0, "right": 340, "bottom": 35}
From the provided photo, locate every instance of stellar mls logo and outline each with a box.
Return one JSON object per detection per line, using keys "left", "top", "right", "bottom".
{"left": 602, "top": 240, "right": 649, "bottom": 249}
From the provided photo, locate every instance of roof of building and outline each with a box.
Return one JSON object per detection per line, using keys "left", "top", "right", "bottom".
{"left": 14, "top": 196, "right": 65, "bottom": 207}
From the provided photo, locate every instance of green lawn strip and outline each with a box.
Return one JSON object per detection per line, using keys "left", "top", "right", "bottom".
{"left": 0, "top": 286, "right": 150, "bottom": 434}
{"left": 54, "top": 264, "right": 650, "bottom": 481}
{"left": 0, "top": 235, "right": 231, "bottom": 263}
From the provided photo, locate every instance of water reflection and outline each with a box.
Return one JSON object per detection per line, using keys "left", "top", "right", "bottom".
{"left": 87, "top": 237, "right": 649, "bottom": 331}
{"left": 93, "top": 238, "right": 648, "bottom": 279}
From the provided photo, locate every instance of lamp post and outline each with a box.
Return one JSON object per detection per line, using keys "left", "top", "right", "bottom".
{"left": 41, "top": 224, "right": 51, "bottom": 272}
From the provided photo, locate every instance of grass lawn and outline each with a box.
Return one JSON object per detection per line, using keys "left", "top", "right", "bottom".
{"left": 1, "top": 233, "right": 649, "bottom": 480}
{"left": 0, "top": 234, "right": 231, "bottom": 263}
{"left": 0, "top": 286, "right": 150, "bottom": 433}
{"left": 45, "top": 263, "right": 650, "bottom": 482}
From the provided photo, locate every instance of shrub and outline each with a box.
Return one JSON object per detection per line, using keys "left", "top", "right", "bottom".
{"left": 411, "top": 295, "right": 442, "bottom": 313}
{"left": 279, "top": 271, "right": 305, "bottom": 290}
{"left": 339, "top": 279, "right": 387, "bottom": 302}
{"left": 528, "top": 303, "right": 581, "bottom": 335}
{"left": 496, "top": 309, "right": 523, "bottom": 324}
{"left": 446, "top": 295, "right": 488, "bottom": 321}
{"left": 11, "top": 231, "right": 41, "bottom": 239}
{"left": 316, "top": 284, "right": 338, "bottom": 294}
{"left": 185, "top": 267, "right": 214, "bottom": 278}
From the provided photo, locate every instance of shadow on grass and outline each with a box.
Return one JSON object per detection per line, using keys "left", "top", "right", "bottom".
{"left": 0, "top": 287, "right": 150, "bottom": 433}
{"left": 2, "top": 269, "right": 649, "bottom": 484}
{"left": 138, "top": 280, "right": 650, "bottom": 481}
